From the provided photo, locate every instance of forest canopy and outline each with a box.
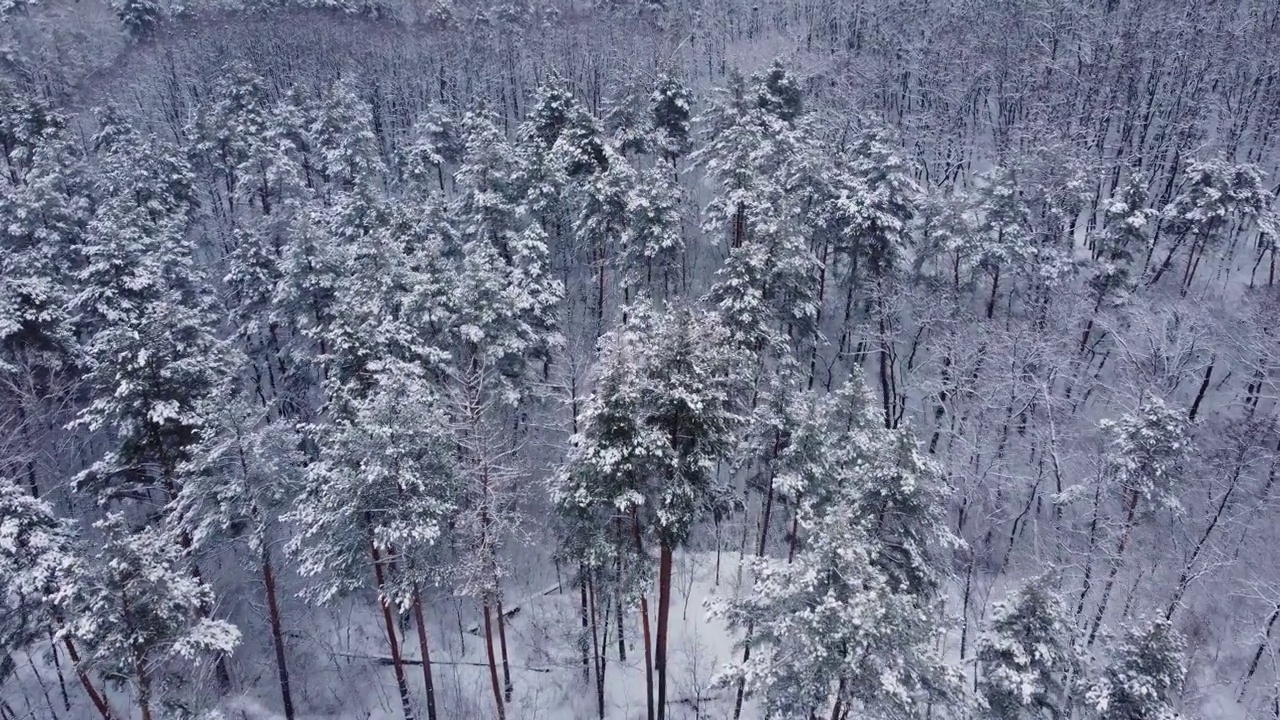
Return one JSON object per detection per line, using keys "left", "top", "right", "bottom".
{"left": 1, "top": 0, "right": 1279, "bottom": 719}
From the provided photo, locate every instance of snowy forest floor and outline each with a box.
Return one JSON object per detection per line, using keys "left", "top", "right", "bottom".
{"left": 307, "top": 550, "right": 745, "bottom": 720}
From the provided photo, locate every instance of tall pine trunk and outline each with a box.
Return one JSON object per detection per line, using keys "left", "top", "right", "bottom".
{"left": 631, "top": 512, "right": 655, "bottom": 720}
{"left": 580, "top": 571, "right": 591, "bottom": 680}
{"left": 61, "top": 637, "right": 115, "bottom": 720}
{"left": 639, "top": 595, "right": 655, "bottom": 720}
{"left": 496, "top": 597, "right": 513, "bottom": 701}
{"left": 369, "top": 540, "right": 415, "bottom": 720}
{"left": 655, "top": 543, "right": 674, "bottom": 720}
{"left": 483, "top": 602, "right": 506, "bottom": 720}
{"left": 261, "top": 546, "right": 295, "bottom": 720}
{"left": 411, "top": 583, "right": 439, "bottom": 720}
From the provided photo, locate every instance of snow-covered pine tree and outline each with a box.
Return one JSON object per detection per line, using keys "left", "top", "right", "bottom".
{"left": 0, "top": 477, "right": 118, "bottom": 719}
{"left": 52, "top": 515, "right": 241, "bottom": 720}
{"left": 966, "top": 166, "right": 1035, "bottom": 320}
{"left": 0, "top": 98, "right": 92, "bottom": 498}
{"left": 978, "top": 575, "right": 1082, "bottom": 720}
{"left": 399, "top": 104, "right": 460, "bottom": 196}
{"left": 824, "top": 124, "right": 922, "bottom": 424}
{"left": 308, "top": 78, "right": 383, "bottom": 196}
{"left": 72, "top": 106, "right": 233, "bottom": 507}
{"left": 572, "top": 143, "right": 634, "bottom": 334}
{"left": 621, "top": 159, "right": 685, "bottom": 300}
{"left": 519, "top": 76, "right": 608, "bottom": 238}
{"left": 451, "top": 110, "right": 562, "bottom": 389}
{"left": 285, "top": 146, "right": 456, "bottom": 719}
{"left": 842, "top": 125, "right": 920, "bottom": 281}
{"left": 555, "top": 302, "right": 739, "bottom": 720}
{"left": 552, "top": 317, "right": 663, "bottom": 718}
{"left": 1080, "top": 396, "right": 1190, "bottom": 646}
{"left": 721, "top": 366, "right": 853, "bottom": 718}
{"left": 1150, "top": 159, "right": 1276, "bottom": 291}
{"left": 638, "top": 304, "right": 740, "bottom": 720}
{"left": 1086, "top": 619, "right": 1186, "bottom": 720}
{"left": 650, "top": 71, "right": 692, "bottom": 162}
{"left": 171, "top": 388, "right": 305, "bottom": 720}
{"left": 713, "top": 376, "right": 961, "bottom": 720}
{"left": 1077, "top": 174, "right": 1154, "bottom": 353}
{"left": 441, "top": 108, "right": 566, "bottom": 719}
{"left": 694, "top": 63, "right": 819, "bottom": 354}
{"left": 288, "top": 361, "right": 456, "bottom": 720}
{"left": 112, "top": 0, "right": 161, "bottom": 40}
{"left": 192, "top": 63, "right": 273, "bottom": 219}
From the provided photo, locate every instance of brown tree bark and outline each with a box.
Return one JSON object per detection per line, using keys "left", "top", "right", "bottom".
{"left": 483, "top": 603, "right": 506, "bottom": 720}
{"left": 655, "top": 543, "right": 674, "bottom": 720}
{"left": 411, "top": 583, "right": 439, "bottom": 720}
{"left": 631, "top": 511, "right": 655, "bottom": 720}
{"left": 261, "top": 547, "right": 296, "bottom": 720}
{"left": 60, "top": 637, "right": 115, "bottom": 720}
{"left": 639, "top": 595, "right": 655, "bottom": 720}
{"left": 370, "top": 540, "right": 416, "bottom": 720}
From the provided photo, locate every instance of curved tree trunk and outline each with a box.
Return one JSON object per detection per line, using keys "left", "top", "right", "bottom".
{"left": 483, "top": 602, "right": 506, "bottom": 720}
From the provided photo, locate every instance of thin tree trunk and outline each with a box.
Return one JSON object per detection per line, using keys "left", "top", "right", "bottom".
{"left": 61, "top": 637, "right": 115, "bottom": 720}
{"left": 986, "top": 266, "right": 1001, "bottom": 320}
{"left": 1188, "top": 358, "right": 1214, "bottom": 422}
{"left": 1087, "top": 491, "right": 1138, "bottom": 647}
{"left": 262, "top": 547, "right": 296, "bottom": 720}
{"left": 614, "top": 518, "right": 626, "bottom": 663}
{"left": 1166, "top": 454, "right": 1242, "bottom": 620}
{"left": 787, "top": 506, "right": 801, "bottom": 563}
{"left": 1076, "top": 482, "right": 1104, "bottom": 618}
{"left": 370, "top": 540, "right": 416, "bottom": 720}
{"left": 631, "top": 512, "right": 655, "bottom": 720}
{"left": 411, "top": 583, "right": 439, "bottom": 720}
{"left": 580, "top": 571, "right": 591, "bottom": 681}
{"left": 640, "top": 595, "right": 655, "bottom": 720}
{"left": 829, "top": 674, "right": 847, "bottom": 720}
{"left": 48, "top": 629, "right": 70, "bottom": 712}
{"left": 496, "top": 597, "right": 513, "bottom": 702}
{"left": 588, "top": 576, "right": 605, "bottom": 719}
{"left": 1239, "top": 605, "right": 1280, "bottom": 698}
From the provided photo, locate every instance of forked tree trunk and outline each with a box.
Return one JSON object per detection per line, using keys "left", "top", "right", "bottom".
{"left": 369, "top": 540, "right": 416, "bottom": 720}
{"left": 631, "top": 511, "right": 655, "bottom": 720}
{"left": 734, "top": 440, "right": 782, "bottom": 719}
{"left": 135, "top": 650, "right": 153, "bottom": 720}
{"left": 123, "top": 592, "right": 153, "bottom": 720}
